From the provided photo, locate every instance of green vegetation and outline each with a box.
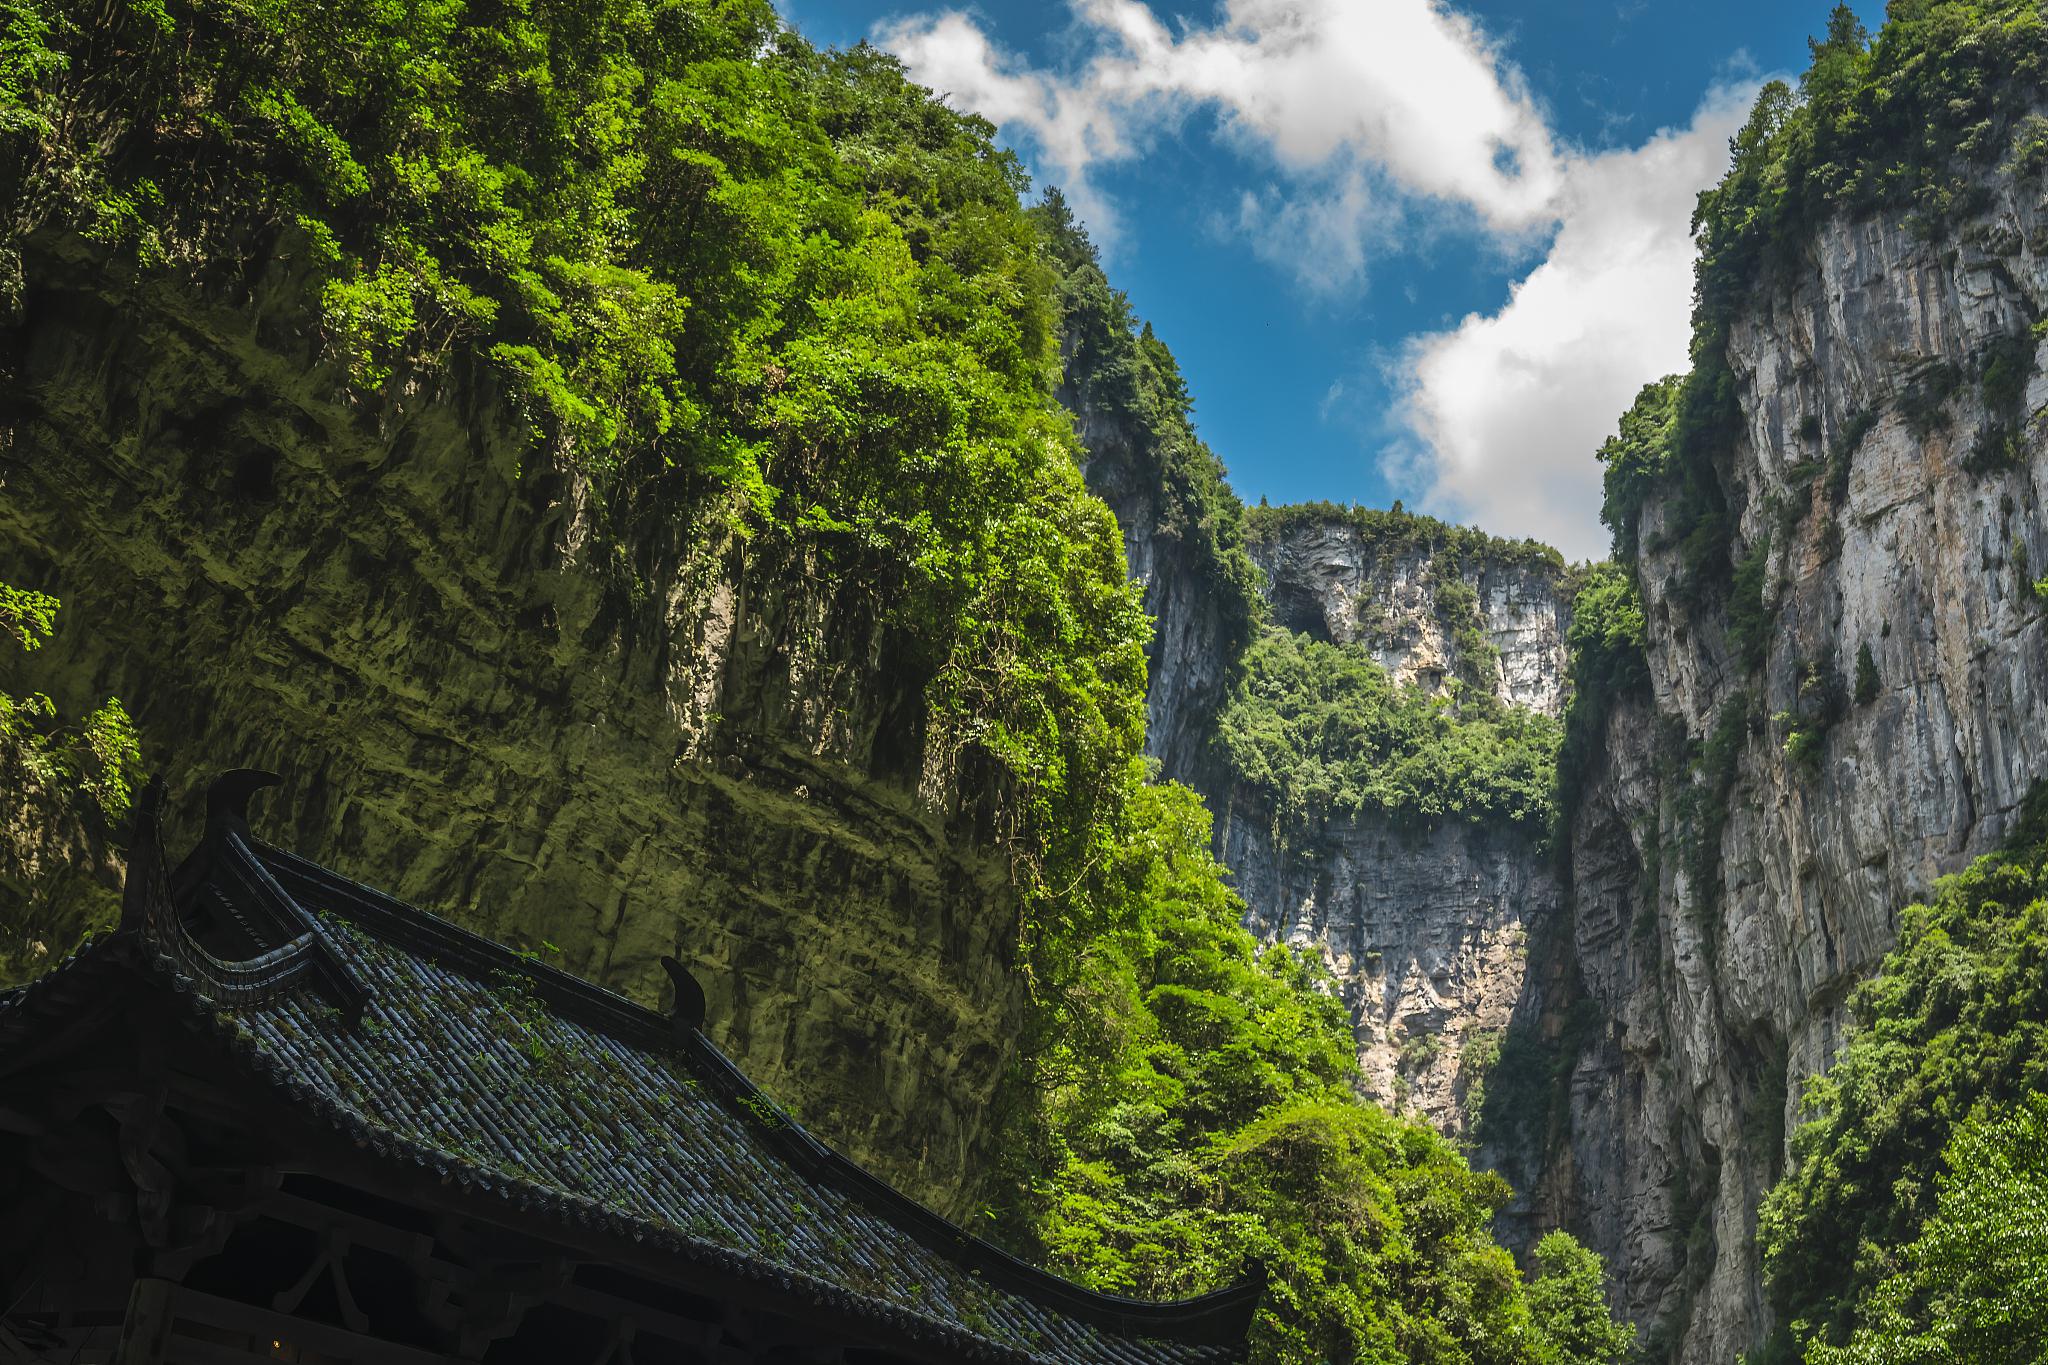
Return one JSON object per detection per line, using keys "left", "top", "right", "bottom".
{"left": 1696, "top": 3, "right": 2048, "bottom": 278}
{"left": 1473, "top": 998, "right": 1601, "bottom": 1169}
{"left": 1245, "top": 502, "right": 1565, "bottom": 577}
{"left": 1852, "top": 642, "right": 1880, "bottom": 706}
{"left": 1594, "top": 375, "right": 1683, "bottom": 565}
{"left": 1216, "top": 626, "right": 1562, "bottom": 840}
{"left": 1725, "top": 532, "right": 1777, "bottom": 673}
{"left": 999, "top": 780, "right": 1630, "bottom": 1364}
{"left": 1554, "top": 563, "right": 1648, "bottom": 823}
{"left": 3, "top": 0, "right": 1183, "bottom": 976}
{"left": 1033, "top": 190, "right": 1260, "bottom": 682}
{"left": 1600, "top": 1, "right": 2048, "bottom": 589}
{"left": 0, "top": 581, "right": 140, "bottom": 982}
{"left": 1756, "top": 785, "right": 2048, "bottom": 1363}
{"left": 1772, "top": 660, "right": 1847, "bottom": 781}
{"left": 1800, "top": 1094, "right": 2048, "bottom": 1365}
{"left": 1526, "top": 1233, "right": 1636, "bottom": 1365}
{"left": 0, "top": 583, "right": 140, "bottom": 823}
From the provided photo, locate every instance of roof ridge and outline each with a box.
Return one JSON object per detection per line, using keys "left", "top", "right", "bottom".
{"left": 249, "top": 841, "right": 1265, "bottom": 1342}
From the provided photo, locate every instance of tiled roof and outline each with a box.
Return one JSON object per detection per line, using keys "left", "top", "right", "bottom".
{"left": 7, "top": 776, "right": 1254, "bottom": 1364}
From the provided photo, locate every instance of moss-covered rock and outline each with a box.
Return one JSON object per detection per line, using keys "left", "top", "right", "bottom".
{"left": 0, "top": 231, "right": 1021, "bottom": 1215}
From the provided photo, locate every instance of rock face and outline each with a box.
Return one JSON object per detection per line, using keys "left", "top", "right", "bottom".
{"left": 1222, "top": 805, "right": 1557, "bottom": 1136}
{"left": 0, "top": 235, "right": 1021, "bottom": 1218}
{"left": 1077, "top": 404, "right": 1242, "bottom": 782}
{"left": 1194, "top": 511, "right": 1571, "bottom": 1136}
{"left": 1249, "top": 513, "right": 1570, "bottom": 716}
{"left": 1529, "top": 177, "right": 2048, "bottom": 1359}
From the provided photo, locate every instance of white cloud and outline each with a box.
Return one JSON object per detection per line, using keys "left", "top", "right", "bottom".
{"left": 1388, "top": 85, "right": 1755, "bottom": 561}
{"left": 871, "top": 2, "right": 1757, "bottom": 556}
{"left": 878, "top": 0, "right": 1565, "bottom": 262}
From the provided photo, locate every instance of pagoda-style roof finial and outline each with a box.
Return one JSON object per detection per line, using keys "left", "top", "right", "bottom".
{"left": 660, "top": 956, "right": 707, "bottom": 1039}
{"left": 206, "top": 768, "right": 282, "bottom": 835}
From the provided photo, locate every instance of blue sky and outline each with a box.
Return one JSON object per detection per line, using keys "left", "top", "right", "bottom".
{"left": 780, "top": 0, "right": 1876, "bottom": 559}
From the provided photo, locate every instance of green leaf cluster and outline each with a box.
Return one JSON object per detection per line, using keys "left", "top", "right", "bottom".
{"left": 1799, "top": 1094, "right": 2048, "bottom": 1365}
{"left": 1216, "top": 626, "right": 1562, "bottom": 840}
{"left": 0, "top": 582, "right": 140, "bottom": 822}
{"left": 1756, "top": 785, "right": 2048, "bottom": 1362}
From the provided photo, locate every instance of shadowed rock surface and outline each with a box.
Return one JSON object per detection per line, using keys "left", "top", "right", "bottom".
{"left": 0, "top": 234, "right": 1022, "bottom": 1218}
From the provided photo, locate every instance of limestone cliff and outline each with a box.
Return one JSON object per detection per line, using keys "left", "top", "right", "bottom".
{"left": 1193, "top": 507, "right": 1572, "bottom": 1137}
{"left": 1249, "top": 508, "right": 1571, "bottom": 717}
{"left": 0, "top": 234, "right": 1021, "bottom": 1217}
{"left": 1525, "top": 156, "right": 2048, "bottom": 1359}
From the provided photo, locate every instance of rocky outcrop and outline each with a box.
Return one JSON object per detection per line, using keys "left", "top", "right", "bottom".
{"left": 1187, "top": 510, "right": 1573, "bottom": 1136}
{"left": 1222, "top": 803, "right": 1559, "bottom": 1137}
{"left": 1535, "top": 174, "right": 2048, "bottom": 1359}
{"left": 0, "top": 234, "right": 1023, "bottom": 1218}
{"left": 1249, "top": 512, "right": 1571, "bottom": 716}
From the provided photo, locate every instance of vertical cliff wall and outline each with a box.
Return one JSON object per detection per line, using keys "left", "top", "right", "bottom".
{"left": 0, "top": 236, "right": 1026, "bottom": 1217}
{"left": 1188, "top": 507, "right": 1572, "bottom": 1137}
{"left": 1248, "top": 509, "right": 1571, "bottom": 717}
{"left": 1530, "top": 157, "right": 2048, "bottom": 1360}
{"left": 1044, "top": 224, "right": 1260, "bottom": 786}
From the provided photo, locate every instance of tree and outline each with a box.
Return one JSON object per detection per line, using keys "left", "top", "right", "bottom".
{"left": 1853, "top": 642, "right": 1879, "bottom": 705}
{"left": 1804, "top": 4, "right": 1871, "bottom": 107}
{"left": 1527, "top": 1232, "right": 1635, "bottom": 1365}
{"left": 1807, "top": 1095, "right": 2048, "bottom": 1365}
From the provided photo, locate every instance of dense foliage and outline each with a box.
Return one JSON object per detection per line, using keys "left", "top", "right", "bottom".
{"left": 1552, "top": 562, "right": 1649, "bottom": 822}
{"left": 1217, "top": 627, "right": 1562, "bottom": 839}
{"left": 1694, "top": 1, "right": 2048, "bottom": 296}
{"left": 0, "top": 583, "right": 139, "bottom": 822}
{"left": 1799, "top": 1095, "right": 2048, "bottom": 1365}
{"left": 1035, "top": 190, "right": 1262, "bottom": 679}
{"left": 0, "top": 0, "right": 1159, "bottom": 943}
{"left": 0, "top": 580, "right": 140, "bottom": 981}
{"left": 997, "top": 780, "right": 1628, "bottom": 1365}
{"left": 1594, "top": 377, "right": 1683, "bottom": 566}
{"left": 1756, "top": 788, "right": 2048, "bottom": 1363}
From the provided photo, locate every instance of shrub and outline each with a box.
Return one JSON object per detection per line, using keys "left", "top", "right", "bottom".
{"left": 1216, "top": 626, "right": 1562, "bottom": 838}
{"left": 1979, "top": 331, "right": 2038, "bottom": 415}
{"left": 1726, "top": 534, "right": 1776, "bottom": 673}
{"left": 1853, "top": 641, "right": 1880, "bottom": 705}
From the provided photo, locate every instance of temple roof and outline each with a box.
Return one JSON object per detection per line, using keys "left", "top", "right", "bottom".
{"left": 0, "top": 775, "right": 1255, "bottom": 1365}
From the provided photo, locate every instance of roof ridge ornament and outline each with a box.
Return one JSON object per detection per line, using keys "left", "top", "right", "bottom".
{"left": 206, "top": 769, "right": 282, "bottom": 835}
{"left": 126, "top": 770, "right": 367, "bottom": 1026}
{"left": 659, "top": 956, "right": 707, "bottom": 1039}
